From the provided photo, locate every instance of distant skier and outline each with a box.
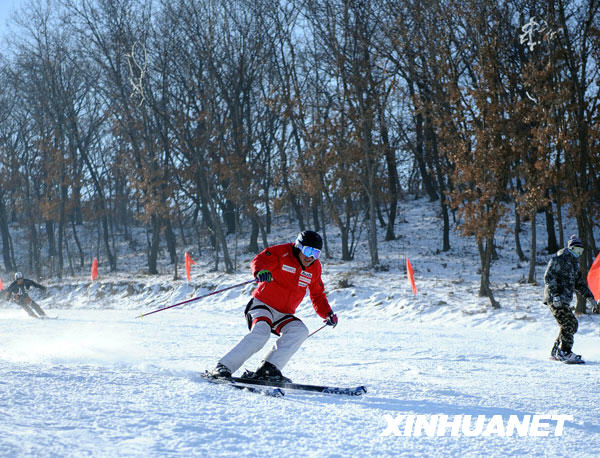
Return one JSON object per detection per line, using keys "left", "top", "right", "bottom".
{"left": 4, "top": 272, "right": 49, "bottom": 319}
{"left": 544, "top": 235, "right": 597, "bottom": 363}
{"left": 210, "top": 230, "right": 338, "bottom": 382}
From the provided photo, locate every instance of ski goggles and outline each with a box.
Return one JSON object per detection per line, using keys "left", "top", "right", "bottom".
{"left": 571, "top": 246, "right": 584, "bottom": 257}
{"left": 295, "top": 242, "right": 321, "bottom": 259}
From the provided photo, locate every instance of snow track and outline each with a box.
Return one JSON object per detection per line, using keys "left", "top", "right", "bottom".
{"left": 1, "top": 307, "right": 599, "bottom": 457}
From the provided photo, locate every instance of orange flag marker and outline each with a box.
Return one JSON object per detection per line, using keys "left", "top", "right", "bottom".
{"left": 185, "top": 252, "right": 196, "bottom": 283}
{"left": 407, "top": 258, "right": 417, "bottom": 295}
{"left": 588, "top": 252, "right": 600, "bottom": 301}
{"left": 0, "top": 277, "right": 4, "bottom": 290}
{"left": 91, "top": 258, "right": 98, "bottom": 281}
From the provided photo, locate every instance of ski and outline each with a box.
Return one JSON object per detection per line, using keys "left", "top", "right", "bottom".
{"left": 200, "top": 372, "right": 285, "bottom": 397}
{"left": 231, "top": 376, "right": 367, "bottom": 397}
{"left": 550, "top": 356, "right": 585, "bottom": 364}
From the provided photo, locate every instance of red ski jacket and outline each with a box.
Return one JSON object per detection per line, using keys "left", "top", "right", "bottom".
{"left": 251, "top": 243, "right": 332, "bottom": 318}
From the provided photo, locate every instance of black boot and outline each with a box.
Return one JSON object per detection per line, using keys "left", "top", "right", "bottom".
{"left": 243, "top": 361, "right": 291, "bottom": 383}
{"left": 210, "top": 363, "right": 232, "bottom": 379}
{"left": 550, "top": 339, "right": 560, "bottom": 360}
{"left": 555, "top": 349, "right": 583, "bottom": 363}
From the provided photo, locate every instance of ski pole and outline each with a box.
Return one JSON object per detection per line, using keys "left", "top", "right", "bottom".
{"left": 137, "top": 279, "right": 257, "bottom": 318}
{"left": 307, "top": 323, "right": 328, "bottom": 338}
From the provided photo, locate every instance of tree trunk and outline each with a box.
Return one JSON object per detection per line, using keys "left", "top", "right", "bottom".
{"left": 64, "top": 227, "right": 75, "bottom": 277}
{"left": 176, "top": 208, "right": 187, "bottom": 246}
{"left": 0, "top": 193, "right": 14, "bottom": 271}
{"left": 222, "top": 199, "right": 236, "bottom": 235}
{"left": 79, "top": 150, "right": 116, "bottom": 271}
{"left": 544, "top": 201, "right": 558, "bottom": 254}
{"left": 360, "top": 98, "right": 379, "bottom": 267}
{"left": 28, "top": 219, "right": 41, "bottom": 279}
{"left": 319, "top": 203, "right": 329, "bottom": 259}
{"left": 574, "top": 215, "right": 587, "bottom": 314}
{"left": 441, "top": 196, "right": 450, "bottom": 252}
{"left": 414, "top": 110, "right": 438, "bottom": 201}
{"left": 584, "top": 215, "right": 597, "bottom": 261}
{"left": 478, "top": 238, "right": 500, "bottom": 308}
{"left": 434, "top": 139, "right": 450, "bottom": 252}
{"left": 285, "top": 128, "right": 306, "bottom": 229}
{"left": 71, "top": 218, "right": 84, "bottom": 268}
{"left": 209, "top": 197, "right": 233, "bottom": 272}
{"left": 376, "top": 201, "right": 386, "bottom": 228}
{"left": 46, "top": 220, "right": 56, "bottom": 275}
{"left": 164, "top": 217, "right": 177, "bottom": 265}
{"left": 57, "top": 184, "right": 68, "bottom": 279}
{"left": 340, "top": 225, "right": 351, "bottom": 261}
{"left": 555, "top": 190, "right": 564, "bottom": 248}
{"left": 72, "top": 185, "right": 83, "bottom": 225}
{"left": 248, "top": 218, "right": 259, "bottom": 253}
{"left": 528, "top": 209, "right": 536, "bottom": 284}
{"left": 147, "top": 215, "right": 161, "bottom": 275}
{"left": 101, "top": 214, "right": 116, "bottom": 271}
{"left": 366, "top": 172, "right": 379, "bottom": 266}
{"left": 515, "top": 210, "right": 526, "bottom": 262}
{"left": 379, "top": 102, "right": 398, "bottom": 241}
{"left": 311, "top": 205, "right": 320, "bottom": 232}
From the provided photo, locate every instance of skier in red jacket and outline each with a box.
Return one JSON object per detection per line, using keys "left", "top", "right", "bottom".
{"left": 211, "top": 231, "right": 338, "bottom": 382}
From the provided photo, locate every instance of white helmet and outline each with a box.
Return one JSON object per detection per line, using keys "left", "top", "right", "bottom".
{"left": 15, "top": 272, "right": 23, "bottom": 280}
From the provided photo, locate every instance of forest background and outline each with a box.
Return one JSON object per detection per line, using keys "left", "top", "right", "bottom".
{"left": 0, "top": 0, "right": 598, "bottom": 311}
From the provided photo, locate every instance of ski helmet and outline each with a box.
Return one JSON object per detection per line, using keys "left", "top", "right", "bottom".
{"left": 295, "top": 230, "right": 323, "bottom": 250}
{"left": 15, "top": 272, "right": 23, "bottom": 280}
{"left": 568, "top": 235, "right": 584, "bottom": 257}
{"left": 567, "top": 235, "right": 583, "bottom": 249}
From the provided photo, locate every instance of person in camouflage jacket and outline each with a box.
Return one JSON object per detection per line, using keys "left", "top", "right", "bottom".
{"left": 543, "top": 235, "right": 598, "bottom": 363}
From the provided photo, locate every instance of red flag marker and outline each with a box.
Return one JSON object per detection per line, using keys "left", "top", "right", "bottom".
{"left": 185, "top": 252, "right": 196, "bottom": 283}
{"left": 0, "top": 277, "right": 4, "bottom": 290}
{"left": 588, "top": 252, "right": 600, "bottom": 301}
{"left": 91, "top": 258, "right": 98, "bottom": 281}
{"left": 407, "top": 258, "right": 417, "bottom": 295}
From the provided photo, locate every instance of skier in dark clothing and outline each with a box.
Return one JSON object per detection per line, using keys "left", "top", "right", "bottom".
{"left": 4, "top": 272, "right": 49, "bottom": 319}
{"left": 543, "top": 235, "right": 597, "bottom": 364}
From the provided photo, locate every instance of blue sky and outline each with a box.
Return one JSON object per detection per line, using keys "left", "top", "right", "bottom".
{"left": 0, "top": 0, "right": 23, "bottom": 36}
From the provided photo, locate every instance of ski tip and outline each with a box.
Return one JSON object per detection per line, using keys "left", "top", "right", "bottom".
{"left": 359, "top": 385, "right": 367, "bottom": 394}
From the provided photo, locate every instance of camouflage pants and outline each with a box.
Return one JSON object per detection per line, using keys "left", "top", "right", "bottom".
{"left": 549, "top": 303, "right": 578, "bottom": 352}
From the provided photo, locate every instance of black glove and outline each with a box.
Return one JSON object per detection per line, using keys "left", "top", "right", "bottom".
{"left": 255, "top": 270, "right": 272, "bottom": 283}
{"left": 324, "top": 312, "right": 338, "bottom": 328}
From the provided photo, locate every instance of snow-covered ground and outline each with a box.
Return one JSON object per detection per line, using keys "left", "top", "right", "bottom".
{"left": 1, "top": 199, "right": 599, "bottom": 457}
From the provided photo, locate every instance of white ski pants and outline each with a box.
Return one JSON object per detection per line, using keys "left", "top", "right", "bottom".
{"left": 219, "top": 298, "right": 309, "bottom": 374}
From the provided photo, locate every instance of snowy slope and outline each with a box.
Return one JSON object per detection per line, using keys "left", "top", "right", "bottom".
{"left": 1, "top": 199, "right": 599, "bottom": 457}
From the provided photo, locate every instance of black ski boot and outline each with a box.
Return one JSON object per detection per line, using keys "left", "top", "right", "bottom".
{"left": 555, "top": 349, "right": 584, "bottom": 364}
{"left": 550, "top": 339, "right": 560, "bottom": 360}
{"left": 210, "top": 363, "right": 232, "bottom": 379}
{"left": 242, "top": 361, "right": 291, "bottom": 383}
